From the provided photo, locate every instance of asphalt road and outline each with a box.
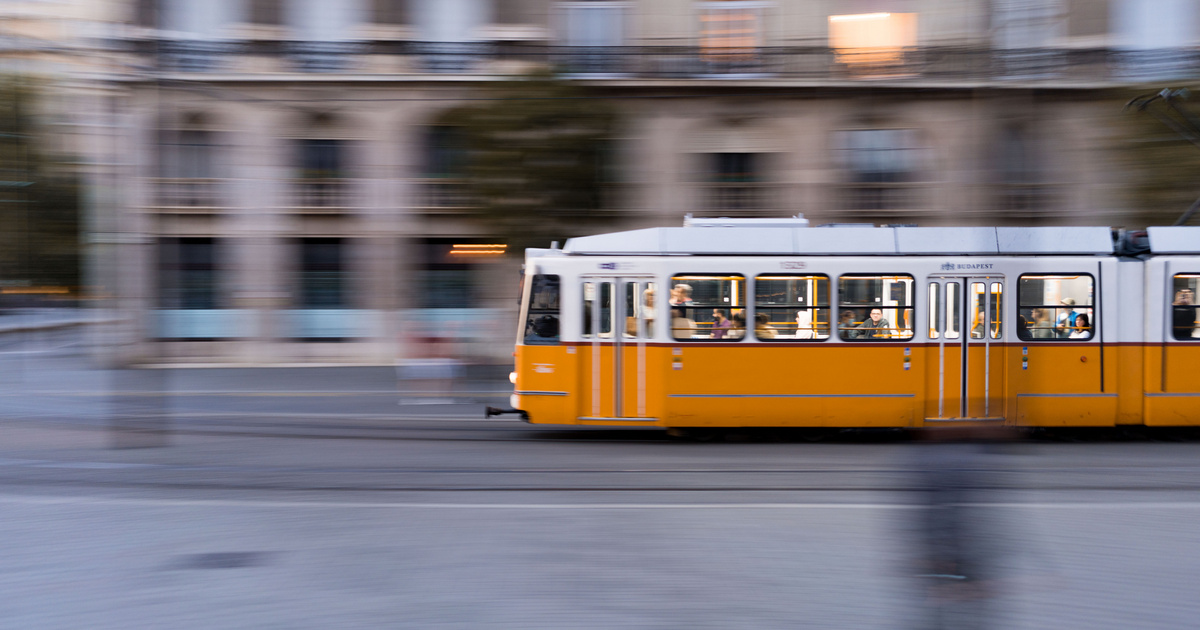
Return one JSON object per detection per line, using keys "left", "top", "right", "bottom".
{"left": 2, "top": 351, "right": 1200, "bottom": 628}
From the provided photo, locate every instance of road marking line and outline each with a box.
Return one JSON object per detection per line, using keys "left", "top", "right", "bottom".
{"left": 2, "top": 495, "right": 1200, "bottom": 510}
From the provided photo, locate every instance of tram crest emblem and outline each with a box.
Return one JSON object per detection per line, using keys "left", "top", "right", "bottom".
{"left": 940, "top": 262, "right": 956, "bottom": 271}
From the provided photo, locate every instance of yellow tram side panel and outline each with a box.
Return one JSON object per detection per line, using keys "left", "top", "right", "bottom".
{"left": 572, "top": 344, "right": 670, "bottom": 426}
{"left": 514, "top": 345, "right": 578, "bottom": 424}
{"left": 1113, "top": 344, "right": 1145, "bottom": 425}
{"left": 1007, "top": 343, "right": 1116, "bottom": 427}
{"left": 663, "top": 345, "right": 922, "bottom": 428}
{"left": 920, "top": 343, "right": 1008, "bottom": 424}
{"left": 1143, "top": 343, "right": 1200, "bottom": 426}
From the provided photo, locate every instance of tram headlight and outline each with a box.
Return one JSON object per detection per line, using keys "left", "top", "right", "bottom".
{"left": 509, "top": 371, "right": 518, "bottom": 384}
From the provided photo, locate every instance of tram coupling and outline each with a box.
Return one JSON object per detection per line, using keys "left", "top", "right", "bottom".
{"left": 485, "top": 406, "right": 529, "bottom": 420}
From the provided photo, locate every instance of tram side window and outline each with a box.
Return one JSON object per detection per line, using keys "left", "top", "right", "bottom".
{"left": 670, "top": 274, "right": 745, "bottom": 341}
{"left": 756, "top": 275, "right": 830, "bottom": 341}
{"left": 523, "top": 274, "right": 560, "bottom": 345}
{"left": 1172, "top": 274, "right": 1199, "bottom": 340}
{"left": 1017, "top": 274, "right": 1094, "bottom": 340}
{"left": 838, "top": 275, "right": 915, "bottom": 341}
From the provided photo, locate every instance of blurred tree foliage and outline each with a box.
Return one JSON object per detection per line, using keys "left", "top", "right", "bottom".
{"left": 1119, "top": 92, "right": 1200, "bottom": 227}
{"left": 0, "top": 75, "right": 80, "bottom": 290}
{"left": 445, "top": 71, "right": 618, "bottom": 251}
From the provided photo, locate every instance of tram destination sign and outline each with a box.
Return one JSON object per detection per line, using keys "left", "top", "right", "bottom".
{"left": 941, "top": 262, "right": 995, "bottom": 271}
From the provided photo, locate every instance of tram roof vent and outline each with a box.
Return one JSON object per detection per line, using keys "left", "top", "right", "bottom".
{"left": 683, "top": 213, "right": 810, "bottom": 228}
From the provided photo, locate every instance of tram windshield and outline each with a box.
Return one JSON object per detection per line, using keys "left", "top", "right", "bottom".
{"left": 523, "top": 274, "right": 560, "bottom": 345}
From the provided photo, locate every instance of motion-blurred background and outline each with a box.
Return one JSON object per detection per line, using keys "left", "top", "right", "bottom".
{"left": 3, "top": 0, "right": 1200, "bottom": 369}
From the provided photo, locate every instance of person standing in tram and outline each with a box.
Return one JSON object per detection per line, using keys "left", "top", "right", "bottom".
{"left": 1029, "top": 308, "right": 1054, "bottom": 339}
{"left": 1173, "top": 288, "right": 1196, "bottom": 340}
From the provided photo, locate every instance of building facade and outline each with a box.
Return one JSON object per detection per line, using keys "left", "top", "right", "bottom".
{"left": 73, "top": 0, "right": 1200, "bottom": 365}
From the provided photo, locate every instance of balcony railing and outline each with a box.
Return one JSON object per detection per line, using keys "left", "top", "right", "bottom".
{"left": 291, "top": 178, "right": 352, "bottom": 211}
{"left": 698, "top": 182, "right": 775, "bottom": 215}
{"left": 129, "top": 39, "right": 1200, "bottom": 83}
{"left": 417, "top": 179, "right": 474, "bottom": 213}
{"left": 151, "top": 178, "right": 222, "bottom": 209}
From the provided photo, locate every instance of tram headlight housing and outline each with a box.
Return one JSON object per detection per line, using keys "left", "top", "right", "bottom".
{"left": 509, "top": 371, "right": 518, "bottom": 385}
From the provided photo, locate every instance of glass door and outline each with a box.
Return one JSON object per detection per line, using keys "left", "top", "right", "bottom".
{"left": 928, "top": 276, "right": 1006, "bottom": 420}
{"left": 581, "top": 276, "right": 656, "bottom": 420}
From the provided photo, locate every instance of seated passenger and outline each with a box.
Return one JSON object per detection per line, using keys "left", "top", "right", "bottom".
{"left": 671, "top": 316, "right": 696, "bottom": 338}
{"left": 1069, "top": 313, "right": 1091, "bottom": 339}
{"left": 755, "top": 313, "right": 777, "bottom": 339}
{"left": 1016, "top": 314, "right": 1031, "bottom": 341}
{"left": 727, "top": 312, "right": 746, "bottom": 339}
{"left": 795, "top": 310, "right": 814, "bottom": 339}
{"left": 711, "top": 309, "right": 732, "bottom": 339}
{"left": 856, "top": 308, "right": 890, "bottom": 338}
{"left": 838, "top": 310, "right": 858, "bottom": 340}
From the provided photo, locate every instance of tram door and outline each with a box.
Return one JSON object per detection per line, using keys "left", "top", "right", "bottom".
{"left": 580, "top": 277, "right": 656, "bottom": 421}
{"left": 928, "top": 276, "right": 1007, "bottom": 420}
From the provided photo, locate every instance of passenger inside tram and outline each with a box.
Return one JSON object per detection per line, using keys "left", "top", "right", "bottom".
{"left": 1174, "top": 287, "right": 1196, "bottom": 340}
{"left": 838, "top": 310, "right": 858, "bottom": 339}
{"left": 856, "top": 308, "right": 890, "bottom": 338}
{"left": 755, "top": 313, "right": 777, "bottom": 338}
{"left": 1069, "top": 313, "right": 1092, "bottom": 339}
{"left": 728, "top": 311, "right": 746, "bottom": 339}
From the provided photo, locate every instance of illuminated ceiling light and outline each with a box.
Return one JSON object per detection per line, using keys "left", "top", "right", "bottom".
{"left": 829, "top": 12, "right": 891, "bottom": 22}
{"left": 450, "top": 244, "right": 507, "bottom": 256}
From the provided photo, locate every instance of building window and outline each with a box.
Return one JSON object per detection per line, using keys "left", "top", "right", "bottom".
{"left": 421, "top": 126, "right": 471, "bottom": 209}
{"left": 155, "top": 129, "right": 219, "bottom": 207}
{"left": 996, "top": 125, "right": 1049, "bottom": 214}
{"left": 249, "top": 0, "right": 283, "bottom": 25}
{"left": 300, "top": 238, "right": 345, "bottom": 308}
{"left": 699, "top": 1, "right": 764, "bottom": 73}
{"left": 703, "top": 152, "right": 767, "bottom": 213}
{"left": 372, "top": 0, "right": 408, "bottom": 24}
{"left": 159, "top": 238, "right": 218, "bottom": 310}
{"left": 419, "top": 239, "right": 480, "bottom": 309}
{"left": 134, "top": 0, "right": 161, "bottom": 27}
{"left": 560, "top": 1, "right": 626, "bottom": 74}
{"left": 295, "top": 139, "right": 347, "bottom": 208}
{"left": 829, "top": 12, "right": 917, "bottom": 74}
{"left": 835, "top": 129, "right": 923, "bottom": 213}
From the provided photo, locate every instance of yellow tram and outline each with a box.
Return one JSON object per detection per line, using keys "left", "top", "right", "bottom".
{"left": 505, "top": 216, "right": 1200, "bottom": 429}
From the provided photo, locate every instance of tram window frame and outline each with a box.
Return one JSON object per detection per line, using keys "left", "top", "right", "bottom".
{"left": 1016, "top": 274, "right": 1094, "bottom": 341}
{"left": 582, "top": 281, "right": 616, "bottom": 340}
{"left": 1171, "top": 274, "right": 1200, "bottom": 341}
{"left": 837, "top": 274, "right": 915, "bottom": 341}
{"left": 523, "top": 274, "right": 560, "bottom": 345}
{"left": 669, "top": 274, "right": 746, "bottom": 341}
{"left": 755, "top": 274, "right": 830, "bottom": 341}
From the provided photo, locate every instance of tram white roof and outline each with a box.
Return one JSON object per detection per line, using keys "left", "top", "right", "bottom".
{"left": 561, "top": 224, "right": 1115, "bottom": 256}
{"left": 1146, "top": 226, "right": 1200, "bottom": 254}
